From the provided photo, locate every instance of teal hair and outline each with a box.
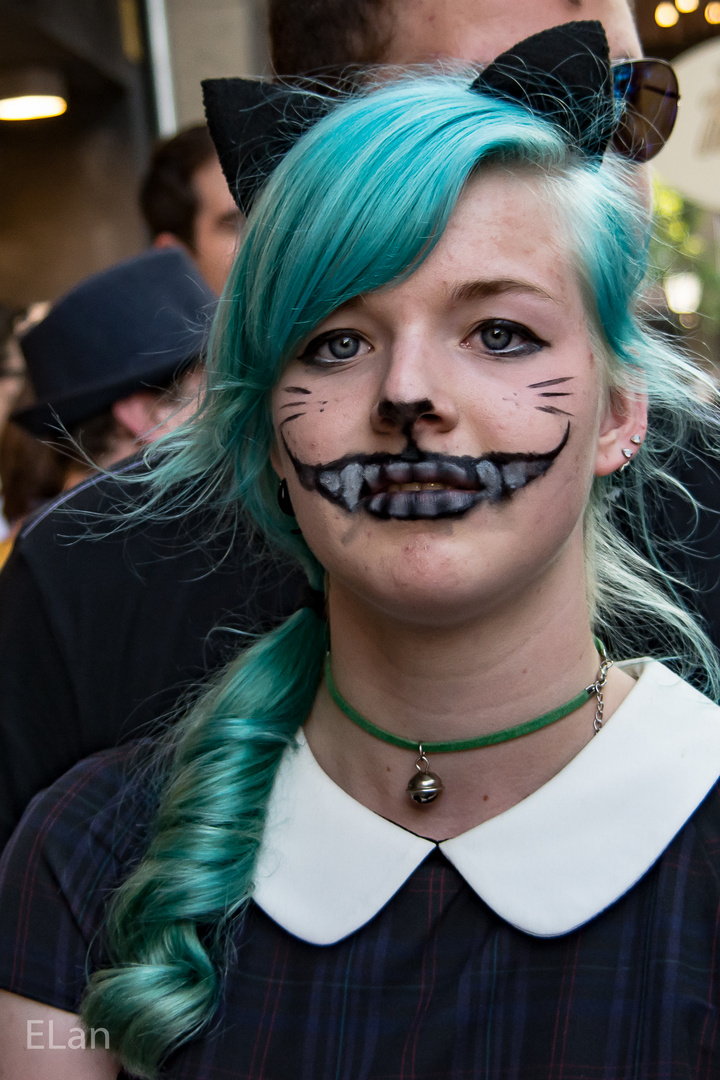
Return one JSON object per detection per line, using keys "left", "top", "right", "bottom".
{"left": 81, "top": 77, "right": 720, "bottom": 1076}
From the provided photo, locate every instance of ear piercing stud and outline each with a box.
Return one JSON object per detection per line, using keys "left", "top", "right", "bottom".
{"left": 618, "top": 434, "right": 643, "bottom": 473}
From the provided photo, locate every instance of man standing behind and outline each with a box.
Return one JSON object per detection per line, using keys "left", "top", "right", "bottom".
{"left": 269, "top": 0, "right": 641, "bottom": 84}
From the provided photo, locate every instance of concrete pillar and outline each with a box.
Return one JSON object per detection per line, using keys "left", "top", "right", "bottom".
{"left": 164, "top": 0, "right": 270, "bottom": 127}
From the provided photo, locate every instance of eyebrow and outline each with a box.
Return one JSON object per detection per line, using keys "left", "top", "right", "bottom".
{"left": 449, "top": 279, "right": 558, "bottom": 305}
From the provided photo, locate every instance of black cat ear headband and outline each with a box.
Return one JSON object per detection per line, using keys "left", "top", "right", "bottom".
{"left": 202, "top": 20, "right": 679, "bottom": 215}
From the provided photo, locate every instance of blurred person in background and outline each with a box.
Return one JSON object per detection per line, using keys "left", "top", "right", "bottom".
{"left": 0, "top": 126, "right": 242, "bottom": 539}
{"left": 141, "top": 124, "right": 243, "bottom": 295}
{"left": 0, "top": 0, "right": 670, "bottom": 853}
{"left": 4, "top": 248, "right": 212, "bottom": 507}
{"left": 269, "top": 0, "right": 641, "bottom": 85}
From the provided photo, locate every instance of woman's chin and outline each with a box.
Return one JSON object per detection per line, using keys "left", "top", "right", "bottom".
{"left": 333, "top": 561, "right": 523, "bottom": 630}
{"left": 323, "top": 521, "right": 580, "bottom": 631}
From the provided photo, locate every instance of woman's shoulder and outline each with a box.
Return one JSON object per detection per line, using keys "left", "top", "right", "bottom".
{"left": 2, "top": 740, "right": 159, "bottom": 870}
{"left": 0, "top": 741, "right": 159, "bottom": 1013}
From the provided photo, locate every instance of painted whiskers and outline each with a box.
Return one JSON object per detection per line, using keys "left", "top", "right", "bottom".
{"left": 280, "top": 378, "right": 575, "bottom": 520}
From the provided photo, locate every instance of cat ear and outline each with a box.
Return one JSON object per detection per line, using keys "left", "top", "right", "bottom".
{"left": 472, "top": 20, "right": 615, "bottom": 158}
{"left": 202, "top": 78, "right": 329, "bottom": 213}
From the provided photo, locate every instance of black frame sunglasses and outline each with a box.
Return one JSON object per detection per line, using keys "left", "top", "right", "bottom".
{"left": 611, "top": 58, "right": 680, "bottom": 163}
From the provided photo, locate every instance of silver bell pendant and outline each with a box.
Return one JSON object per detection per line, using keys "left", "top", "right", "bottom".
{"left": 407, "top": 745, "right": 444, "bottom": 804}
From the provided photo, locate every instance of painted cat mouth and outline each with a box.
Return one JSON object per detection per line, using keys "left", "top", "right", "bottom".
{"left": 283, "top": 424, "right": 569, "bottom": 520}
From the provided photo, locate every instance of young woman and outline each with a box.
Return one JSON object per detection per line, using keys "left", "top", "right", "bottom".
{"left": 1, "top": 28, "right": 719, "bottom": 1079}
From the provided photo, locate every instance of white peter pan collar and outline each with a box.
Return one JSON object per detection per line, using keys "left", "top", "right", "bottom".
{"left": 252, "top": 661, "right": 720, "bottom": 945}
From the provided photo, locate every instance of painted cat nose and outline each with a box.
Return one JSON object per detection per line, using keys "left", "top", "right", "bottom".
{"left": 372, "top": 398, "right": 440, "bottom": 436}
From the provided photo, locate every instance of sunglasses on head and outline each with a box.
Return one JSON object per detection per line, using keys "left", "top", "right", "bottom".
{"left": 611, "top": 58, "right": 680, "bottom": 163}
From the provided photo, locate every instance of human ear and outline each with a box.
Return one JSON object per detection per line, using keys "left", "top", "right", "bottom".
{"left": 594, "top": 388, "right": 648, "bottom": 477}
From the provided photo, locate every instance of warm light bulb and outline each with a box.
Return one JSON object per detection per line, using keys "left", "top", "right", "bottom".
{"left": 655, "top": 1, "right": 680, "bottom": 23}
{"left": 0, "top": 94, "right": 67, "bottom": 121}
{"left": 664, "top": 272, "right": 703, "bottom": 314}
{"left": 706, "top": 1, "right": 720, "bottom": 21}
{"left": 676, "top": 0, "right": 699, "bottom": 10}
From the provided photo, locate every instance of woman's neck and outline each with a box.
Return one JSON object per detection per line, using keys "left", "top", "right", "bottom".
{"left": 303, "top": 562, "right": 636, "bottom": 840}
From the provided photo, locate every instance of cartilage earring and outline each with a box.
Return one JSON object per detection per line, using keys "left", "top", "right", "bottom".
{"left": 277, "top": 478, "right": 295, "bottom": 516}
{"left": 618, "top": 435, "right": 642, "bottom": 474}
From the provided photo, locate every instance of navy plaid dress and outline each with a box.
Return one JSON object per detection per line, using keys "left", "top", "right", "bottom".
{"left": 1, "top": 741, "right": 720, "bottom": 1079}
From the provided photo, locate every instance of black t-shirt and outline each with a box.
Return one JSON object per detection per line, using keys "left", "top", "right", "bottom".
{"left": 0, "top": 459, "right": 304, "bottom": 848}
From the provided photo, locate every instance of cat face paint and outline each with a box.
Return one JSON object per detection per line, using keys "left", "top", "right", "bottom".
{"left": 271, "top": 171, "right": 637, "bottom": 626}
{"left": 283, "top": 425, "right": 569, "bottom": 520}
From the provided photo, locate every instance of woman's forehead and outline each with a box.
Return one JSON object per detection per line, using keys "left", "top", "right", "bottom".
{"left": 335, "top": 171, "right": 582, "bottom": 321}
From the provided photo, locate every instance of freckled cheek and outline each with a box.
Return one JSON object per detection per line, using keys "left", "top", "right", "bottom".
{"left": 463, "top": 384, "right": 527, "bottom": 427}
{"left": 280, "top": 396, "right": 363, "bottom": 457}
{"left": 472, "top": 396, "right": 553, "bottom": 445}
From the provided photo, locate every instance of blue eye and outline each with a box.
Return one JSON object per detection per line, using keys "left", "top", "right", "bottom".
{"left": 472, "top": 319, "right": 547, "bottom": 358}
{"left": 328, "top": 335, "right": 361, "bottom": 359}
{"left": 300, "top": 330, "right": 372, "bottom": 366}
{"left": 481, "top": 325, "right": 514, "bottom": 350}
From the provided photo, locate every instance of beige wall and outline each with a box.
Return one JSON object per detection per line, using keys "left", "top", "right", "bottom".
{"left": 165, "top": 0, "right": 270, "bottom": 128}
{"left": 0, "top": 119, "right": 147, "bottom": 307}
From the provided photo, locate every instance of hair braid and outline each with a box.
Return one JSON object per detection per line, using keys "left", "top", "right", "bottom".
{"left": 82, "top": 607, "right": 327, "bottom": 1077}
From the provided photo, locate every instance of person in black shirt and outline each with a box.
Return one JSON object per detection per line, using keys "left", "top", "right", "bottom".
{"left": 0, "top": 457, "right": 302, "bottom": 847}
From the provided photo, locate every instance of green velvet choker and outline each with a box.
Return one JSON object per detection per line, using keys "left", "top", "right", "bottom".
{"left": 324, "top": 639, "right": 612, "bottom": 804}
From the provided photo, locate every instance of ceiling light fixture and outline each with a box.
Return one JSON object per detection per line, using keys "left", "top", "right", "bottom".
{"left": 0, "top": 68, "right": 67, "bottom": 121}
